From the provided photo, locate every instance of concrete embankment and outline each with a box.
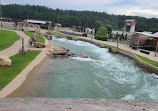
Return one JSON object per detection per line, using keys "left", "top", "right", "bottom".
{"left": 109, "top": 47, "right": 158, "bottom": 75}
{"left": 53, "top": 32, "right": 158, "bottom": 75}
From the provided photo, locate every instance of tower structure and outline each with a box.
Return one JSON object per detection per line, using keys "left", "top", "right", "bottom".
{"left": 125, "top": 19, "right": 136, "bottom": 35}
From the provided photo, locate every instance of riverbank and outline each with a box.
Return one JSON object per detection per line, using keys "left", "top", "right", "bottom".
{"left": 0, "top": 31, "right": 50, "bottom": 97}
{"left": 52, "top": 31, "right": 158, "bottom": 75}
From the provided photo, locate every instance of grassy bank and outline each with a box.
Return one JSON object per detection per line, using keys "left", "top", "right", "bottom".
{"left": 0, "top": 50, "right": 41, "bottom": 90}
{"left": 136, "top": 54, "right": 158, "bottom": 67}
{"left": 24, "top": 31, "right": 45, "bottom": 43}
{"left": 0, "top": 30, "right": 20, "bottom": 51}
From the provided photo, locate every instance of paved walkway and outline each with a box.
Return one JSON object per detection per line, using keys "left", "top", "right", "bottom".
{"left": 58, "top": 31, "right": 158, "bottom": 62}
{"left": 0, "top": 98, "right": 158, "bottom": 111}
{"left": 0, "top": 30, "right": 42, "bottom": 57}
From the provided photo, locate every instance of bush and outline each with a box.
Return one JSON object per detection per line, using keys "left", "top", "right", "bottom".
{"left": 95, "top": 35, "right": 108, "bottom": 41}
{"left": 40, "top": 25, "right": 48, "bottom": 29}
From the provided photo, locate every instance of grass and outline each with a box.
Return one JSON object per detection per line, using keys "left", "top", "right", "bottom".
{"left": 136, "top": 54, "right": 158, "bottom": 67}
{"left": 2, "top": 26, "right": 14, "bottom": 30}
{"left": 24, "top": 30, "right": 45, "bottom": 43}
{"left": 0, "top": 50, "right": 41, "bottom": 90}
{"left": 0, "top": 30, "right": 20, "bottom": 51}
{"left": 103, "top": 44, "right": 118, "bottom": 49}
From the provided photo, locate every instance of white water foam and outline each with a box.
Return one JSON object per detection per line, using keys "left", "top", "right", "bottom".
{"left": 71, "top": 57, "right": 94, "bottom": 61}
{"left": 122, "top": 95, "right": 135, "bottom": 100}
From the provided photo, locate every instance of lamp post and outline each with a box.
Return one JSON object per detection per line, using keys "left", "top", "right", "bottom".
{"left": 0, "top": 0, "right": 2, "bottom": 27}
{"left": 117, "top": 37, "right": 119, "bottom": 48}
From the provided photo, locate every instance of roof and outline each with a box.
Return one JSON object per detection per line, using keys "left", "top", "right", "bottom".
{"left": 135, "top": 32, "right": 152, "bottom": 37}
{"left": 151, "top": 32, "right": 158, "bottom": 38}
{"left": 26, "top": 19, "right": 47, "bottom": 24}
{"left": 112, "top": 31, "right": 130, "bottom": 35}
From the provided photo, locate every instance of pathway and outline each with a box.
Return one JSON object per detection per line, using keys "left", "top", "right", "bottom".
{"left": 0, "top": 30, "right": 42, "bottom": 57}
{"left": 0, "top": 98, "right": 157, "bottom": 111}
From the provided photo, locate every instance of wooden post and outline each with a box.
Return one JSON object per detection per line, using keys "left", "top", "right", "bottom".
{"left": 22, "top": 38, "right": 24, "bottom": 56}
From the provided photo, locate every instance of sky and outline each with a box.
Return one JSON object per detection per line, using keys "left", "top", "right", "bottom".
{"left": 2, "top": 0, "right": 158, "bottom": 18}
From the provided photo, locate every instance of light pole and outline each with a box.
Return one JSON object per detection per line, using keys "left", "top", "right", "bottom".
{"left": 117, "top": 36, "right": 119, "bottom": 48}
{"left": 0, "top": 0, "right": 2, "bottom": 27}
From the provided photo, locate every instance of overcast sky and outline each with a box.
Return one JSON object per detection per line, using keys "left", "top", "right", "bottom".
{"left": 2, "top": 0, "right": 158, "bottom": 18}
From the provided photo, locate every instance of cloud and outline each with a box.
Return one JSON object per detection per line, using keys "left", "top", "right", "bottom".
{"left": 2, "top": 0, "right": 158, "bottom": 18}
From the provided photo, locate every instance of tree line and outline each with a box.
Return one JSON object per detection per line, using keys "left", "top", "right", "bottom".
{"left": 1, "top": 4, "right": 158, "bottom": 32}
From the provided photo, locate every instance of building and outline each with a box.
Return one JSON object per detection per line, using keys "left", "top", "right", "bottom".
{"left": 85, "top": 28, "right": 92, "bottom": 35}
{"left": 124, "top": 19, "right": 136, "bottom": 35}
{"left": 0, "top": 17, "right": 12, "bottom": 22}
{"left": 152, "top": 32, "right": 158, "bottom": 38}
{"left": 130, "top": 32, "right": 158, "bottom": 51}
{"left": 24, "top": 19, "right": 52, "bottom": 27}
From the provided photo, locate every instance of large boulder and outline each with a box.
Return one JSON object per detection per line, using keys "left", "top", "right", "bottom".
{"left": 34, "top": 41, "right": 45, "bottom": 48}
{"left": 48, "top": 46, "right": 69, "bottom": 55}
{"left": 0, "top": 55, "right": 12, "bottom": 67}
{"left": 108, "top": 47, "right": 118, "bottom": 53}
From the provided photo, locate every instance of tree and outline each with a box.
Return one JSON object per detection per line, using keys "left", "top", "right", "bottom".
{"left": 115, "top": 32, "right": 119, "bottom": 40}
{"left": 120, "top": 33, "right": 124, "bottom": 41}
{"left": 95, "top": 26, "right": 108, "bottom": 41}
{"left": 95, "top": 20, "right": 102, "bottom": 32}
{"left": 125, "top": 34, "right": 128, "bottom": 41}
{"left": 1, "top": 4, "right": 158, "bottom": 32}
{"left": 109, "top": 32, "right": 113, "bottom": 39}
{"left": 105, "top": 24, "right": 112, "bottom": 34}
{"left": 96, "top": 26, "right": 108, "bottom": 37}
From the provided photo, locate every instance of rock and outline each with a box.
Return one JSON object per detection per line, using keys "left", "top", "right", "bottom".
{"left": 48, "top": 46, "right": 69, "bottom": 55}
{"left": 0, "top": 55, "right": 12, "bottom": 67}
{"left": 66, "top": 53, "right": 91, "bottom": 58}
{"left": 34, "top": 41, "right": 45, "bottom": 48}
{"left": 31, "top": 34, "right": 39, "bottom": 41}
{"left": 45, "top": 35, "right": 52, "bottom": 40}
{"left": 108, "top": 47, "right": 118, "bottom": 53}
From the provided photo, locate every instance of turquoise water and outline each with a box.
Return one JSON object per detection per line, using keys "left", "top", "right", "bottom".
{"left": 10, "top": 35, "right": 158, "bottom": 100}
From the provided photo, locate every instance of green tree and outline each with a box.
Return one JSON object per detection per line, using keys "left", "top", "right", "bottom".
{"left": 105, "top": 24, "right": 112, "bottom": 34}
{"left": 125, "top": 34, "right": 128, "bottom": 41}
{"left": 95, "top": 20, "right": 102, "bottom": 32}
{"left": 115, "top": 32, "right": 119, "bottom": 40}
{"left": 109, "top": 32, "right": 113, "bottom": 39}
{"left": 120, "top": 33, "right": 124, "bottom": 41}
{"left": 96, "top": 26, "right": 108, "bottom": 36}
